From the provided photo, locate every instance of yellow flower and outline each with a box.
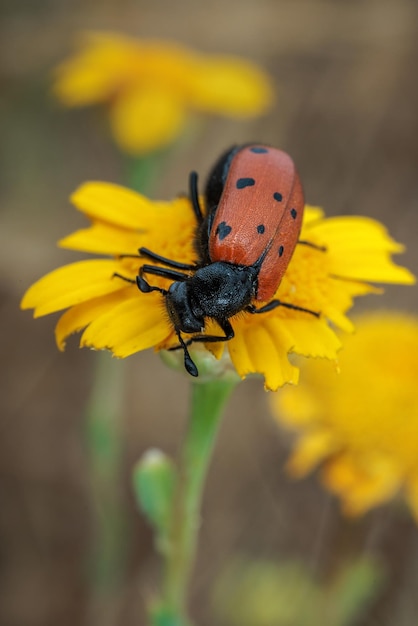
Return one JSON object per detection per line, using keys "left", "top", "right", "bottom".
{"left": 20, "top": 182, "right": 414, "bottom": 390}
{"left": 271, "top": 312, "right": 418, "bottom": 520}
{"left": 52, "top": 32, "right": 274, "bottom": 154}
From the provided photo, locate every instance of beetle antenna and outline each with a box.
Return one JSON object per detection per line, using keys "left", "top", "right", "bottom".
{"left": 176, "top": 330, "right": 199, "bottom": 377}
{"left": 252, "top": 238, "right": 274, "bottom": 272}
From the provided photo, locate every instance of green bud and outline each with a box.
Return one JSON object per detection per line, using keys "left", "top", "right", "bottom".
{"left": 133, "top": 448, "right": 177, "bottom": 553}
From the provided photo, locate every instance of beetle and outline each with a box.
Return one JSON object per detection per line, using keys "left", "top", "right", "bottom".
{"left": 119, "top": 144, "right": 320, "bottom": 376}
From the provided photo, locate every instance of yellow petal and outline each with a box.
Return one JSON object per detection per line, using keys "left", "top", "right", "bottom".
{"left": 70, "top": 181, "right": 161, "bottom": 229}
{"left": 20, "top": 260, "right": 123, "bottom": 316}
{"left": 59, "top": 221, "right": 143, "bottom": 255}
{"left": 323, "top": 307, "right": 355, "bottom": 333}
{"left": 323, "top": 454, "right": 402, "bottom": 516}
{"left": 272, "top": 311, "right": 418, "bottom": 519}
{"left": 284, "top": 317, "right": 342, "bottom": 359}
{"left": 340, "top": 253, "right": 415, "bottom": 285}
{"left": 303, "top": 205, "right": 325, "bottom": 226}
{"left": 314, "top": 216, "right": 403, "bottom": 252}
{"left": 313, "top": 216, "right": 416, "bottom": 284}
{"left": 190, "top": 56, "right": 274, "bottom": 116}
{"left": 332, "top": 279, "right": 381, "bottom": 299}
{"left": 80, "top": 292, "right": 172, "bottom": 357}
{"left": 286, "top": 431, "right": 338, "bottom": 476}
{"left": 55, "top": 289, "right": 132, "bottom": 350}
{"left": 52, "top": 32, "right": 144, "bottom": 106}
{"left": 332, "top": 252, "right": 415, "bottom": 284}
{"left": 224, "top": 326, "right": 251, "bottom": 375}
{"left": 229, "top": 318, "right": 299, "bottom": 390}
{"left": 109, "top": 85, "right": 186, "bottom": 154}
{"left": 203, "top": 319, "right": 226, "bottom": 360}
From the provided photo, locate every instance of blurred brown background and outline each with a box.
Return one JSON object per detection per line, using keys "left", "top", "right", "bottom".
{"left": 1, "top": 1, "right": 417, "bottom": 625}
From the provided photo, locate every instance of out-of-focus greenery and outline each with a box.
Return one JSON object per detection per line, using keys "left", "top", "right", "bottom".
{"left": 213, "top": 557, "right": 384, "bottom": 626}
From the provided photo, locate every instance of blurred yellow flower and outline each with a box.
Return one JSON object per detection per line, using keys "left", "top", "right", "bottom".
{"left": 271, "top": 312, "right": 418, "bottom": 520}
{"left": 20, "top": 182, "right": 414, "bottom": 390}
{"left": 52, "top": 32, "right": 275, "bottom": 154}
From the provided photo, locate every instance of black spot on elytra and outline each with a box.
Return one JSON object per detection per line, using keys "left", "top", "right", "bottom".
{"left": 278, "top": 245, "right": 284, "bottom": 257}
{"left": 273, "top": 192, "right": 283, "bottom": 202}
{"left": 290, "top": 208, "right": 297, "bottom": 219}
{"left": 257, "top": 224, "right": 265, "bottom": 234}
{"left": 236, "top": 177, "right": 255, "bottom": 189}
{"left": 250, "top": 146, "right": 268, "bottom": 154}
{"left": 216, "top": 221, "right": 232, "bottom": 240}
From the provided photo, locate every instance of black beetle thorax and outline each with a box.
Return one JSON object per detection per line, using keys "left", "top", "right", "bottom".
{"left": 189, "top": 262, "right": 257, "bottom": 321}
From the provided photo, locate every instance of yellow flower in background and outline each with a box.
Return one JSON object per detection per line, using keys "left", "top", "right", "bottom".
{"left": 271, "top": 312, "right": 418, "bottom": 520}
{"left": 52, "top": 32, "right": 274, "bottom": 154}
{"left": 20, "top": 182, "right": 414, "bottom": 390}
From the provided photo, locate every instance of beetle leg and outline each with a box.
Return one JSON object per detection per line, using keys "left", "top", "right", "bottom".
{"left": 113, "top": 272, "right": 136, "bottom": 284}
{"left": 139, "top": 247, "right": 198, "bottom": 270}
{"left": 189, "top": 319, "right": 235, "bottom": 344}
{"left": 141, "top": 264, "right": 191, "bottom": 282}
{"left": 298, "top": 240, "right": 327, "bottom": 252}
{"left": 114, "top": 271, "right": 169, "bottom": 296}
{"left": 115, "top": 267, "right": 179, "bottom": 295}
{"left": 119, "top": 248, "right": 198, "bottom": 270}
{"left": 189, "top": 171, "right": 204, "bottom": 224}
{"left": 135, "top": 274, "right": 168, "bottom": 296}
{"left": 169, "top": 320, "right": 235, "bottom": 351}
{"left": 247, "top": 301, "right": 320, "bottom": 317}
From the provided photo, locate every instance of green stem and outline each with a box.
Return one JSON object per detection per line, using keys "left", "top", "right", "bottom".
{"left": 126, "top": 150, "right": 168, "bottom": 194}
{"left": 159, "top": 378, "right": 237, "bottom": 624}
{"left": 86, "top": 353, "right": 127, "bottom": 592}
{"left": 86, "top": 153, "right": 163, "bottom": 608}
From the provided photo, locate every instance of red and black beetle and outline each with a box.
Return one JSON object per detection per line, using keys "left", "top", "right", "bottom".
{"left": 131, "top": 144, "right": 319, "bottom": 376}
